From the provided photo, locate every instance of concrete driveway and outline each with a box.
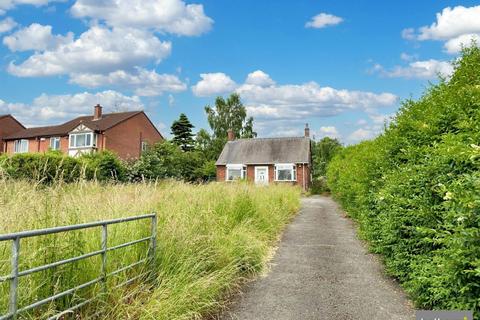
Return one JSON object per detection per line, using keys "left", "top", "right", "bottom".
{"left": 219, "top": 196, "right": 414, "bottom": 320}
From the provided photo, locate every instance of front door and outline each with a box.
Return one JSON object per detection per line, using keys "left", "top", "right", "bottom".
{"left": 255, "top": 166, "right": 269, "bottom": 185}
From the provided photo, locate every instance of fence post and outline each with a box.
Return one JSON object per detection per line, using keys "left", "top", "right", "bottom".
{"left": 149, "top": 214, "right": 157, "bottom": 272}
{"left": 9, "top": 237, "right": 20, "bottom": 320}
{"left": 101, "top": 224, "right": 108, "bottom": 294}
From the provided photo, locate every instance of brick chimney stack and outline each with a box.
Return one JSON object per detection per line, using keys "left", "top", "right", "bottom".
{"left": 93, "top": 104, "right": 103, "bottom": 120}
{"left": 304, "top": 123, "right": 310, "bottom": 138}
{"left": 227, "top": 129, "right": 235, "bottom": 141}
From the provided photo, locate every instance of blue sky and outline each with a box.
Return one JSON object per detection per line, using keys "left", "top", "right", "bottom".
{"left": 0, "top": 0, "right": 479, "bottom": 143}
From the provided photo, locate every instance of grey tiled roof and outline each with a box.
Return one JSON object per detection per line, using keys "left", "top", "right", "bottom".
{"left": 216, "top": 137, "right": 311, "bottom": 165}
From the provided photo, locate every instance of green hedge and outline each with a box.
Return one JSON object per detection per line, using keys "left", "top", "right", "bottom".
{"left": 327, "top": 46, "right": 480, "bottom": 315}
{"left": 0, "top": 150, "right": 126, "bottom": 183}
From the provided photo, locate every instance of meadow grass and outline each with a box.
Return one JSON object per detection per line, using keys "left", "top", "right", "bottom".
{"left": 0, "top": 180, "right": 300, "bottom": 319}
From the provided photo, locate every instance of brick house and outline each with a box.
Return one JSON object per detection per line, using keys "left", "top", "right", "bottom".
{"left": 1, "top": 105, "right": 163, "bottom": 160}
{"left": 215, "top": 125, "right": 312, "bottom": 190}
{"left": 0, "top": 114, "right": 26, "bottom": 154}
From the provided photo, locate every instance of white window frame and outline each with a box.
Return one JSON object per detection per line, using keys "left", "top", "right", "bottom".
{"left": 50, "top": 137, "right": 61, "bottom": 150}
{"left": 69, "top": 132, "right": 97, "bottom": 149}
{"left": 226, "top": 164, "right": 247, "bottom": 181}
{"left": 14, "top": 139, "right": 29, "bottom": 153}
{"left": 274, "top": 163, "right": 297, "bottom": 181}
{"left": 141, "top": 141, "right": 148, "bottom": 152}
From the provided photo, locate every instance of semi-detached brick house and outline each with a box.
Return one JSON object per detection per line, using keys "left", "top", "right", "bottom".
{"left": 1, "top": 104, "right": 163, "bottom": 160}
{"left": 0, "top": 114, "right": 26, "bottom": 154}
{"left": 215, "top": 125, "right": 313, "bottom": 190}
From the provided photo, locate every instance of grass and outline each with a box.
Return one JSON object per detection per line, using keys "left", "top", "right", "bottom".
{"left": 0, "top": 180, "right": 300, "bottom": 319}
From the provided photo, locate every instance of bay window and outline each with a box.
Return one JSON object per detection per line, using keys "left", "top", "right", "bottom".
{"left": 226, "top": 164, "right": 246, "bottom": 181}
{"left": 14, "top": 139, "right": 29, "bottom": 153}
{"left": 69, "top": 132, "right": 97, "bottom": 148}
{"left": 274, "top": 163, "right": 296, "bottom": 181}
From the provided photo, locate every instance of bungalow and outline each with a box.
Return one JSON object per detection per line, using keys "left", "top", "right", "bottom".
{"left": 1, "top": 105, "right": 163, "bottom": 160}
{"left": 215, "top": 124, "right": 312, "bottom": 190}
{"left": 0, "top": 114, "right": 25, "bottom": 154}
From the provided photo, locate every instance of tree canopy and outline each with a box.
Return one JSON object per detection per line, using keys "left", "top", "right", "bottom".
{"left": 171, "top": 113, "right": 195, "bottom": 151}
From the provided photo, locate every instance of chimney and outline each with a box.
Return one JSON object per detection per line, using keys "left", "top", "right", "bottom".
{"left": 227, "top": 129, "right": 235, "bottom": 141}
{"left": 304, "top": 123, "right": 310, "bottom": 138}
{"left": 93, "top": 104, "right": 103, "bottom": 120}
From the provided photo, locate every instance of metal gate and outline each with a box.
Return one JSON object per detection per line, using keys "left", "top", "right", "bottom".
{"left": 0, "top": 213, "right": 157, "bottom": 320}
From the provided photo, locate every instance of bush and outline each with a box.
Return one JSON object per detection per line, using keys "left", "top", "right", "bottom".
{"left": 80, "top": 151, "right": 127, "bottom": 182}
{"left": 327, "top": 45, "right": 480, "bottom": 315}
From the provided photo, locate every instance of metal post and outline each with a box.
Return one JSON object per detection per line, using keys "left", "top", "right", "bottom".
{"left": 9, "top": 237, "right": 20, "bottom": 320}
{"left": 149, "top": 214, "right": 157, "bottom": 273}
{"left": 100, "top": 224, "right": 107, "bottom": 294}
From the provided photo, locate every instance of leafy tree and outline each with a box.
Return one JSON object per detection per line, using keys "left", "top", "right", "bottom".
{"left": 171, "top": 113, "right": 195, "bottom": 151}
{"left": 312, "top": 137, "right": 342, "bottom": 178}
{"left": 205, "top": 93, "right": 256, "bottom": 139}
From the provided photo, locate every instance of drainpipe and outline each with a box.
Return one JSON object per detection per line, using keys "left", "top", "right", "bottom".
{"left": 302, "top": 164, "right": 305, "bottom": 191}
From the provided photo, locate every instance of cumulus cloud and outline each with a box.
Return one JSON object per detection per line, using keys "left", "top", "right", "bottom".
{"left": 192, "top": 70, "right": 397, "bottom": 121}
{"left": 371, "top": 59, "right": 453, "bottom": 79}
{"left": 403, "top": 5, "right": 480, "bottom": 54}
{"left": 191, "top": 73, "right": 237, "bottom": 97}
{"left": 7, "top": 26, "right": 171, "bottom": 77}
{"left": 348, "top": 128, "right": 375, "bottom": 142}
{"left": 317, "top": 126, "right": 340, "bottom": 139}
{"left": 3, "top": 23, "right": 73, "bottom": 51}
{"left": 0, "top": 0, "right": 61, "bottom": 15}
{"left": 70, "top": 0, "right": 213, "bottom": 36}
{"left": 245, "top": 70, "right": 275, "bottom": 86}
{"left": 0, "top": 90, "right": 144, "bottom": 125}
{"left": 0, "top": 17, "right": 16, "bottom": 33}
{"left": 305, "top": 13, "right": 343, "bottom": 29}
{"left": 69, "top": 68, "right": 186, "bottom": 97}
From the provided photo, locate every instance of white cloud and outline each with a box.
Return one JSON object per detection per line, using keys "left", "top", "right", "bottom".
{"left": 191, "top": 73, "right": 237, "bottom": 97}
{"left": 70, "top": 0, "right": 213, "bottom": 36}
{"left": 7, "top": 25, "right": 171, "bottom": 77}
{"left": 305, "top": 13, "right": 343, "bottom": 29}
{"left": 192, "top": 70, "right": 397, "bottom": 121}
{"left": 348, "top": 128, "right": 375, "bottom": 142}
{"left": 0, "top": 90, "right": 144, "bottom": 125}
{"left": 317, "top": 126, "right": 340, "bottom": 139}
{"left": 168, "top": 94, "right": 175, "bottom": 106}
{"left": 403, "top": 6, "right": 480, "bottom": 54}
{"left": 3, "top": 23, "right": 73, "bottom": 51}
{"left": 0, "top": 17, "right": 16, "bottom": 33}
{"left": 371, "top": 59, "right": 453, "bottom": 79}
{"left": 69, "top": 68, "right": 186, "bottom": 97}
{"left": 0, "top": 0, "right": 61, "bottom": 15}
{"left": 245, "top": 70, "right": 275, "bottom": 86}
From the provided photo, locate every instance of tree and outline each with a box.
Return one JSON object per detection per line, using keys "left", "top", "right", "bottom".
{"left": 205, "top": 93, "right": 256, "bottom": 139}
{"left": 171, "top": 113, "right": 195, "bottom": 151}
{"left": 312, "top": 137, "right": 342, "bottom": 178}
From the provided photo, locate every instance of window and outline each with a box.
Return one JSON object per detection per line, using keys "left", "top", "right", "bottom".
{"left": 226, "top": 164, "right": 246, "bottom": 181}
{"left": 141, "top": 141, "right": 148, "bottom": 152}
{"left": 14, "top": 139, "right": 29, "bottom": 153}
{"left": 69, "top": 133, "right": 96, "bottom": 148}
{"left": 50, "top": 137, "right": 60, "bottom": 150}
{"left": 274, "top": 164, "right": 296, "bottom": 181}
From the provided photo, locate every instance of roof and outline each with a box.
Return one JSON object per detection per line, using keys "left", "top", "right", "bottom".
{"left": 215, "top": 137, "right": 311, "bottom": 165}
{"left": 4, "top": 111, "right": 142, "bottom": 140}
{"left": 0, "top": 114, "right": 26, "bottom": 129}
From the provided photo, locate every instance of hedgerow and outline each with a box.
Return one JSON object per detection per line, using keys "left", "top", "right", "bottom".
{"left": 327, "top": 45, "right": 480, "bottom": 315}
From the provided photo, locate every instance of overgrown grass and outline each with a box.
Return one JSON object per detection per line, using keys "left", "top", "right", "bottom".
{"left": 0, "top": 180, "right": 300, "bottom": 319}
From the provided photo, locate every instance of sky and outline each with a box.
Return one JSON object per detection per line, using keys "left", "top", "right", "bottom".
{"left": 0, "top": 0, "right": 479, "bottom": 143}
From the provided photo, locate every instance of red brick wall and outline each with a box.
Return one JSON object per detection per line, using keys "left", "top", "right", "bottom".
{"left": 103, "top": 112, "right": 163, "bottom": 160}
{"left": 0, "top": 116, "right": 24, "bottom": 153}
{"left": 5, "top": 136, "right": 70, "bottom": 155}
{"left": 216, "top": 165, "right": 226, "bottom": 181}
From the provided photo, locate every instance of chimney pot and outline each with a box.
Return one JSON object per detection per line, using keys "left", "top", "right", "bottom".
{"left": 94, "top": 104, "right": 103, "bottom": 120}
{"left": 227, "top": 129, "right": 235, "bottom": 141}
{"left": 304, "top": 123, "right": 310, "bottom": 138}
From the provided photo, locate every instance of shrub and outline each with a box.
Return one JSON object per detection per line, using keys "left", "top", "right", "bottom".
{"left": 80, "top": 151, "right": 127, "bottom": 182}
{"left": 327, "top": 45, "right": 480, "bottom": 316}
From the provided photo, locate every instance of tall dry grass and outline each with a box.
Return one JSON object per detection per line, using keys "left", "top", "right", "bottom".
{"left": 0, "top": 180, "right": 300, "bottom": 319}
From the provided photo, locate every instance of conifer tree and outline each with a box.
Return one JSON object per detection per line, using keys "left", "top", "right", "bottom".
{"left": 171, "top": 113, "right": 195, "bottom": 151}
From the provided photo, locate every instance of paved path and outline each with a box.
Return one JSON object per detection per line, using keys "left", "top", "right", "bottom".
{"left": 220, "top": 196, "right": 414, "bottom": 320}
